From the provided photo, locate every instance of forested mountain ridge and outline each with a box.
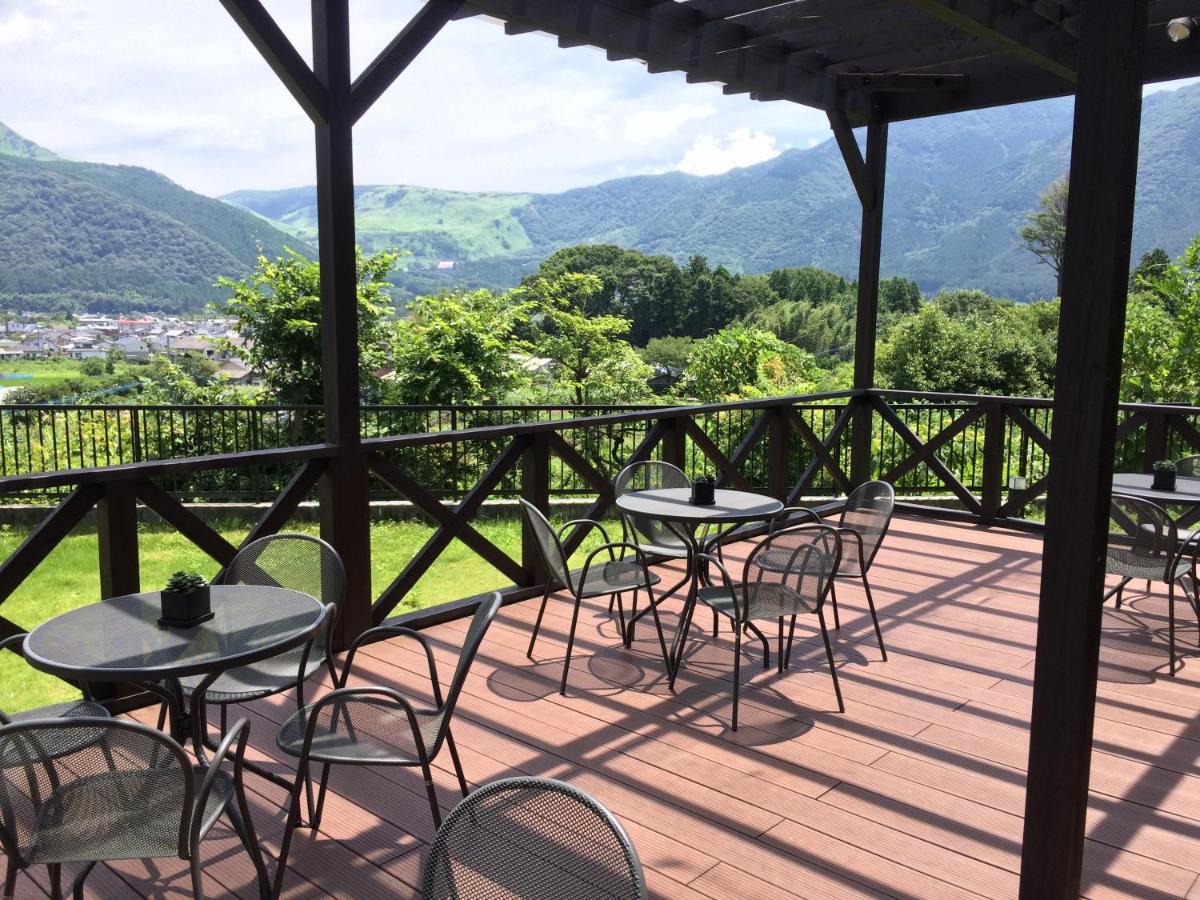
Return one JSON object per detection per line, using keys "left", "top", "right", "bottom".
{"left": 0, "top": 127, "right": 310, "bottom": 313}
{"left": 228, "top": 83, "right": 1200, "bottom": 301}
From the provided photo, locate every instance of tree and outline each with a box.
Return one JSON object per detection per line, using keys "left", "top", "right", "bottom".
{"left": 216, "top": 248, "right": 397, "bottom": 405}
{"left": 1121, "top": 236, "right": 1200, "bottom": 402}
{"left": 517, "top": 273, "right": 654, "bottom": 404}
{"left": 1019, "top": 173, "right": 1069, "bottom": 296}
{"left": 641, "top": 336, "right": 695, "bottom": 372}
{"left": 387, "top": 289, "right": 529, "bottom": 404}
{"left": 80, "top": 358, "right": 105, "bottom": 378}
{"left": 1130, "top": 247, "right": 1170, "bottom": 290}
{"left": 682, "top": 326, "right": 816, "bottom": 402}
{"left": 879, "top": 277, "right": 921, "bottom": 316}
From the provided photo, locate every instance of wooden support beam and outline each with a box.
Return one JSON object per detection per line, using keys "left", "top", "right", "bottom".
{"left": 350, "top": 0, "right": 463, "bottom": 123}
{"left": 894, "top": 0, "right": 1077, "bottom": 83}
{"left": 312, "top": 0, "right": 373, "bottom": 646}
{"left": 835, "top": 71, "right": 969, "bottom": 92}
{"left": 1019, "top": 1, "right": 1148, "bottom": 895}
{"left": 850, "top": 123, "right": 887, "bottom": 486}
{"left": 97, "top": 482, "right": 139, "bottom": 600}
{"left": 520, "top": 433, "right": 552, "bottom": 587}
{"left": 827, "top": 110, "right": 873, "bottom": 207}
{"left": 241, "top": 459, "right": 326, "bottom": 548}
{"left": 218, "top": 0, "right": 329, "bottom": 124}
{"left": 134, "top": 479, "right": 239, "bottom": 566}
{"left": 0, "top": 485, "right": 99, "bottom": 606}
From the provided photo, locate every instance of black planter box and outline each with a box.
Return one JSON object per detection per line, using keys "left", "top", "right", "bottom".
{"left": 1153, "top": 469, "right": 1177, "bottom": 492}
{"left": 158, "top": 586, "right": 214, "bottom": 628}
{"left": 691, "top": 480, "right": 716, "bottom": 506}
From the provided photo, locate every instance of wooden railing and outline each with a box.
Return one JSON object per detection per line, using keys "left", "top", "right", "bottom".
{"left": 2, "top": 388, "right": 1200, "bottom": 659}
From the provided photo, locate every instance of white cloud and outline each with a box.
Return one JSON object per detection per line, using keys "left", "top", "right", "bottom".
{"left": 622, "top": 103, "right": 716, "bottom": 144}
{"left": 676, "top": 127, "right": 783, "bottom": 176}
{"left": 0, "top": 8, "right": 53, "bottom": 46}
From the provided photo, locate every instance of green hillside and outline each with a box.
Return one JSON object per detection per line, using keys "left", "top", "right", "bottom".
{"left": 228, "top": 83, "right": 1200, "bottom": 301}
{"left": 0, "top": 126, "right": 310, "bottom": 313}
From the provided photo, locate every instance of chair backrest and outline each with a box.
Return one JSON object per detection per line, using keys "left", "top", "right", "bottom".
{"left": 520, "top": 500, "right": 574, "bottom": 593}
{"left": 223, "top": 533, "right": 346, "bottom": 608}
{"left": 838, "top": 480, "right": 895, "bottom": 575}
{"left": 441, "top": 593, "right": 503, "bottom": 729}
{"left": 614, "top": 461, "right": 691, "bottom": 552}
{"left": 1107, "top": 494, "right": 1178, "bottom": 578}
{"left": 0, "top": 717, "right": 193, "bottom": 866}
{"left": 741, "top": 524, "right": 841, "bottom": 621}
{"left": 1177, "top": 455, "right": 1200, "bottom": 478}
{"left": 423, "top": 776, "right": 646, "bottom": 900}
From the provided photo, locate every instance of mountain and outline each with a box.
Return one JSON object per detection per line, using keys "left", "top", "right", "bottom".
{"left": 0, "top": 125, "right": 312, "bottom": 314}
{"left": 226, "top": 83, "right": 1200, "bottom": 301}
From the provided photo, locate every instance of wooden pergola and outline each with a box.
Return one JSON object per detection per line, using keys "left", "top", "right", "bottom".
{"left": 216, "top": 1, "right": 1200, "bottom": 896}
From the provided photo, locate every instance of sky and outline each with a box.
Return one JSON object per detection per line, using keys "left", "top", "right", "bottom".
{"left": 0, "top": 1, "right": 1196, "bottom": 200}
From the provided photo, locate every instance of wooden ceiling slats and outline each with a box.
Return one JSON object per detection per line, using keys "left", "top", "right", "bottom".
{"left": 459, "top": 0, "right": 1200, "bottom": 121}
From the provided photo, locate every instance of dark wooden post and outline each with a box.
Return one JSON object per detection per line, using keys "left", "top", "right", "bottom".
{"left": 1141, "top": 408, "right": 1168, "bottom": 473}
{"left": 520, "top": 434, "right": 550, "bottom": 586}
{"left": 1019, "top": 2, "right": 1148, "bottom": 896}
{"left": 663, "top": 417, "right": 687, "bottom": 472}
{"left": 829, "top": 116, "right": 888, "bottom": 487}
{"left": 980, "top": 401, "right": 1006, "bottom": 522}
{"left": 767, "top": 404, "right": 791, "bottom": 501}
{"left": 96, "top": 482, "right": 139, "bottom": 599}
{"left": 312, "top": 0, "right": 372, "bottom": 645}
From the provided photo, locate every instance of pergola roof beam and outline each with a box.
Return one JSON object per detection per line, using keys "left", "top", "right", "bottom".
{"left": 894, "top": 0, "right": 1077, "bottom": 83}
{"left": 350, "top": 0, "right": 464, "bottom": 124}
{"left": 218, "top": 0, "right": 329, "bottom": 124}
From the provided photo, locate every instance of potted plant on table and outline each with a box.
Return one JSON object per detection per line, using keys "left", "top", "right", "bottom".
{"left": 159, "top": 571, "right": 213, "bottom": 627}
{"left": 691, "top": 473, "right": 716, "bottom": 506}
{"left": 1153, "top": 459, "right": 1178, "bottom": 492}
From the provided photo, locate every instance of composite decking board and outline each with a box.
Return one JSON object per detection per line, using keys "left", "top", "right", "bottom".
{"left": 37, "top": 515, "right": 1200, "bottom": 898}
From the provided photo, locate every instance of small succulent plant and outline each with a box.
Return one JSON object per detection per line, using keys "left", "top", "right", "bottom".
{"left": 1153, "top": 459, "right": 1178, "bottom": 472}
{"left": 165, "top": 571, "right": 207, "bottom": 593}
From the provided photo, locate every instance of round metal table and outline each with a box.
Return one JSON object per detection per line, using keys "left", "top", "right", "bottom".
{"left": 1113, "top": 473, "right": 1200, "bottom": 528}
{"left": 25, "top": 586, "right": 325, "bottom": 749}
{"left": 615, "top": 487, "right": 784, "bottom": 683}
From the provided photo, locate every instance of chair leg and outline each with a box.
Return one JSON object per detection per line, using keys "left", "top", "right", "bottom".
{"left": 69, "top": 862, "right": 95, "bottom": 900}
{"left": 624, "top": 589, "right": 637, "bottom": 647}
{"left": 744, "top": 621, "right": 769, "bottom": 670}
{"left": 643, "top": 584, "right": 672, "bottom": 672}
{"left": 862, "top": 573, "right": 887, "bottom": 661}
{"left": 271, "top": 762, "right": 308, "bottom": 900}
{"left": 527, "top": 582, "right": 552, "bottom": 658}
{"left": 444, "top": 727, "right": 470, "bottom": 797}
{"left": 155, "top": 701, "right": 168, "bottom": 732}
{"left": 1115, "top": 580, "right": 1124, "bottom": 609}
{"left": 3, "top": 858, "right": 16, "bottom": 900}
{"left": 829, "top": 582, "right": 841, "bottom": 630}
{"left": 420, "top": 759, "right": 443, "bottom": 828}
{"left": 732, "top": 621, "right": 742, "bottom": 732}
{"left": 560, "top": 595, "right": 584, "bottom": 696}
{"left": 310, "top": 763, "right": 333, "bottom": 832}
{"left": 190, "top": 855, "right": 206, "bottom": 900}
{"left": 778, "top": 616, "right": 785, "bottom": 674}
{"left": 1169, "top": 579, "right": 1177, "bottom": 676}
{"left": 48, "top": 864, "right": 60, "bottom": 900}
{"left": 613, "top": 592, "right": 628, "bottom": 645}
{"left": 713, "top": 608, "right": 719, "bottom": 638}
{"left": 226, "top": 792, "right": 271, "bottom": 900}
{"left": 784, "top": 616, "right": 797, "bottom": 669}
{"left": 818, "top": 608, "right": 845, "bottom": 713}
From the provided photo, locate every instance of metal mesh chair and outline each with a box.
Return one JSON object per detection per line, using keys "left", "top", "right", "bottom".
{"left": 0, "top": 717, "right": 267, "bottom": 900}
{"left": 1106, "top": 494, "right": 1200, "bottom": 674}
{"left": 0, "top": 635, "right": 109, "bottom": 747}
{"left": 694, "top": 524, "right": 843, "bottom": 729}
{"left": 828, "top": 481, "right": 893, "bottom": 658}
{"left": 174, "top": 534, "right": 346, "bottom": 734}
{"left": 271, "top": 594, "right": 503, "bottom": 897}
{"left": 520, "top": 501, "right": 669, "bottom": 695}
{"left": 422, "top": 776, "right": 646, "bottom": 900}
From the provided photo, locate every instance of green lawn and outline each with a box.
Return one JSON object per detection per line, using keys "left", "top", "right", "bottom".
{"left": 0, "top": 514, "right": 608, "bottom": 713}
{"left": 0, "top": 358, "right": 88, "bottom": 387}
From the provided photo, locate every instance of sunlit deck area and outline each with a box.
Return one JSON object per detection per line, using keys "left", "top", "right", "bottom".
{"left": 15, "top": 515, "right": 1200, "bottom": 899}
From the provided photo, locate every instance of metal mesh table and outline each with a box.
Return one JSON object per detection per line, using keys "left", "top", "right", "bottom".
{"left": 24, "top": 586, "right": 324, "bottom": 749}
{"left": 615, "top": 488, "right": 783, "bottom": 682}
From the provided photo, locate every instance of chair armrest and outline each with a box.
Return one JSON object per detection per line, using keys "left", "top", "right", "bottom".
{"left": 192, "top": 717, "right": 250, "bottom": 850}
{"left": 578, "top": 542, "right": 653, "bottom": 593}
{"left": 299, "top": 686, "right": 433, "bottom": 765}
{"left": 1171, "top": 529, "right": 1200, "bottom": 579}
{"left": 556, "top": 518, "right": 615, "bottom": 548}
{"left": 769, "top": 507, "right": 823, "bottom": 534}
{"left": 342, "top": 625, "right": 443, "bottom": 706}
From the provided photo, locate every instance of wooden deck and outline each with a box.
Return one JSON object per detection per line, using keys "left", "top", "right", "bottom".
{"left": 16, "top": 515, "right": 1200, "bottom": 898}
